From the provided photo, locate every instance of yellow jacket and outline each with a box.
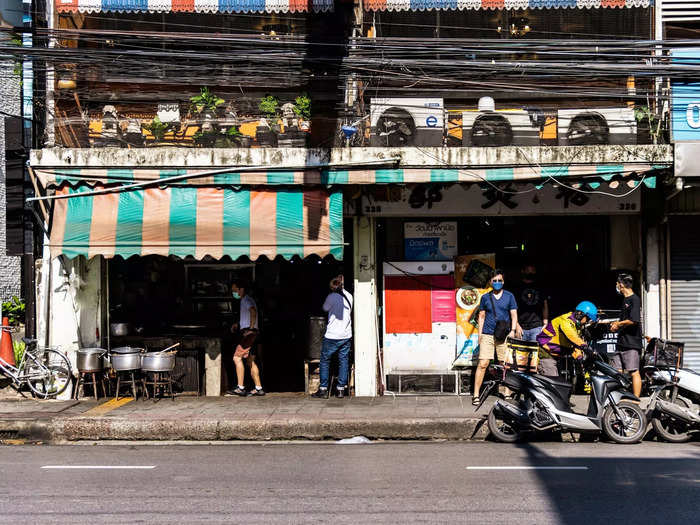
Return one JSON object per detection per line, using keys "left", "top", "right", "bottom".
{"left": 536, "top": 312, "right": 585, "bottom": 358}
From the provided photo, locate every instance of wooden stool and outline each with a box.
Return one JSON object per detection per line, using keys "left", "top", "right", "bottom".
{"left": 142, "top": 370, "right": 174, "bottom": 401}
{"left": 115, "top": 370, "right": 139, "bottom": 400}
{"left": 75, "top": 370, "right": 108, "bottom": 399}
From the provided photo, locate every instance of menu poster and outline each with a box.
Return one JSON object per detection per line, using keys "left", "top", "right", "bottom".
{"left": 452, "top": 254, "right": 495, "bottom": 367}
{"left": 404, "top": 222, "right": 458, "bottom": 261}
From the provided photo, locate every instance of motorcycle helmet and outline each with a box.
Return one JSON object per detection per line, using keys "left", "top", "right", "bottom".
{"left": 575, "top": 301, "right": 598, "bottom": 322}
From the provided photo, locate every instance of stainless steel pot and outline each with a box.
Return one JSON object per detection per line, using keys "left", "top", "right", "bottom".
{"left": 77, "top": 348, "right": 107, "bottom": 371}
{"left": 110, "top": 347, "right": 143, "bottom": 371}
{"left": 110, "top": 323, "right": 131, "bottom": 337}
{"left": 141, "top": 352, "right": 176, "bottom": 372}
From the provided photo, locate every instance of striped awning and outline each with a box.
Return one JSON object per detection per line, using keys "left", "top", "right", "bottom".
{"left": 55, "top": 0, "right": 333, "bottom": 13}
{"left": 364, "top": 0, "right": 652, "bottom": 10}
{"left": 49, "top": 186, "right": 343, "bottom": 260}
{"left": 35, "top": 163, "right": 667, "bottom": 189}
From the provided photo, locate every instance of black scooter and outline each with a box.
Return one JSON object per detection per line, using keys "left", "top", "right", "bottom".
{"left": 476, "top": 350, "right": 647, "bottom": 444}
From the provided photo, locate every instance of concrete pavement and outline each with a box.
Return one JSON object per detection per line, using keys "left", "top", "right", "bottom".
{"left": 1, "top": 441, "right": 698, "bottom": 523}
{"left": 0, "top": 393, "right": 497, "bottom": 442}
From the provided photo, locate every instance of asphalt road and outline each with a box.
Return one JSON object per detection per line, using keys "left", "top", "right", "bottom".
{"left": 0, "top": 441, "right": 698, "bottom": 524}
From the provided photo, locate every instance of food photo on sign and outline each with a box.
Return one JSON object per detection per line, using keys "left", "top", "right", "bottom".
{"left": 452, "top": 254, "right": 496, "bottom": 368}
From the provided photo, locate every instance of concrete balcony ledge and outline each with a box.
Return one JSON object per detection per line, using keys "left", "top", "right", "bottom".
{"left": 30, "top": 145, "right": 673, "bottom": 170}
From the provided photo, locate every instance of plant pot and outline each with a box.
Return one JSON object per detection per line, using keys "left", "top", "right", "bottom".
{"left": 256, "top": 126, "right": 278, "bottom": 147}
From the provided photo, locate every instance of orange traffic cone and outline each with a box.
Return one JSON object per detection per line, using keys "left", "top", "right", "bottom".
{"left": 0, "top": 317, "right": 15, "bottom": 366}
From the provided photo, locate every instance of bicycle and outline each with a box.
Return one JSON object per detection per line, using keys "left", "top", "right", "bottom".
{"left": 0, "top": 334, "right": 72, "bottom": 399}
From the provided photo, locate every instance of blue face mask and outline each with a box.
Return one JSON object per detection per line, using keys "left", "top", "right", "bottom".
{"left": 492, "top": 281, "right": 504, "bottom": 291}
{"left": 232, "top": 291, "right": 241, "bottom": 300}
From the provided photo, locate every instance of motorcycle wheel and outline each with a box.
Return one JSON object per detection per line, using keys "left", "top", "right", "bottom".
{"left": 602, "top": 401, "right": 647, "bottom": 444}
{"left": 487, "top": 403, "right": 524, "bottom": 443}
{"left": 651, "top": 386, "right": 694, "bottom": 443}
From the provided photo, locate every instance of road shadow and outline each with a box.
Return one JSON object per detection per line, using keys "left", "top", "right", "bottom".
{"left": 513, "top": 441, "right": 700, "bottom": 524}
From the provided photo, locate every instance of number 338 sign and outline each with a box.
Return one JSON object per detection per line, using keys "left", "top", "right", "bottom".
{"left": 671, "top": 49, "right": 700, "bottom": 142}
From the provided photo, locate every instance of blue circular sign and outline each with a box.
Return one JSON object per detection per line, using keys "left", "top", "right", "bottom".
{"left": 426, "top": 115, "right": 438, "bottom": 128}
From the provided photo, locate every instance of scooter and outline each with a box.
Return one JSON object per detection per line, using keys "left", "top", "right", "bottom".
{"left": 645, "top": 366, "right": 700, "bottom": 443}
{"left": 476, "top": 349, "right": 647, "bottom": 444}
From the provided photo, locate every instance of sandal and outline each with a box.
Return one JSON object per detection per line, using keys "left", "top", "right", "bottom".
{"left": 472, "top": 396, "right": 480, "bottom": 406}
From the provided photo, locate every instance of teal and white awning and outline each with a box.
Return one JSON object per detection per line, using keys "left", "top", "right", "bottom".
{"left": 35, "top": 163, "right": 667, "bottom": 189}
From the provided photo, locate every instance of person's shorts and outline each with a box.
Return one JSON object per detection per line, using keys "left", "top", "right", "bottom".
{"left": 538, "top": 357, "right": 559, "bottom": 377}
{"left": 610, "top": 348, "right": 640, "bottom": 372}
{"left": 478, "top": 334, "right": 508, "bottom": 362}
{"left": 234, "top": 330, "right": 258, "bottom": 359}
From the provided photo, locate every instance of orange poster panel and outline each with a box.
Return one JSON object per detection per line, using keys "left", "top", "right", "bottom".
{"left": 384, "top": 276, "right": 432, "bottom": 334}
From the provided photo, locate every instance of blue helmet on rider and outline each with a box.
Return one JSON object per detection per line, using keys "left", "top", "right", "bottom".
{"left": 574, "top": 301, "right": 598, "bottom": 322}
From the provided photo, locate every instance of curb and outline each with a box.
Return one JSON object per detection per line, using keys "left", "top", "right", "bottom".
{"left": 2, "top": 417, "right": 492, "bottom": 442}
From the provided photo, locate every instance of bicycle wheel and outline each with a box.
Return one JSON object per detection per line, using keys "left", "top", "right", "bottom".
{"left": 25, "top": 349, "right": 72, "bottom": 399}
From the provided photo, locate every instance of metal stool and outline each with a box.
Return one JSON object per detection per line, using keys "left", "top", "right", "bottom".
{"left": 142, "top": 370, "right": 174, "bottom": 401}
{"left": 115, "top": 370, "right": 139, "bottom": 400}
{"left": 75, "top": 370, "right": 109, "bottom": 399}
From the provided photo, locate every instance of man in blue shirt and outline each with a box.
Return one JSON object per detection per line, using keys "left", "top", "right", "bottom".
{"left": 472, "top": 269, "right": 520, "bottom": 405}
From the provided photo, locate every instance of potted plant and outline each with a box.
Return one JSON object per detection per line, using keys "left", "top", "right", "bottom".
{"left": 227, "top": 126, "right": 251, "bottom": 148}
{"left": 257, "top": 95, "right": 280, "bottom": 147}
{"left": 141, "top": 116, "right": 170, "bottom": 145}
{"left": 293, "top": 93, "right": 311, "bottom": 131}
{"left": 190, "top": 88, "right": 226, "bottom": 145}
{"left": 634, "top": 105, "right": 662, "bottom": 145}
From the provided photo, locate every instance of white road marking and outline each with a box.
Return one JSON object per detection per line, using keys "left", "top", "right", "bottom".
{"left": 41, "top": 465, "right": 156, "bottom": 470}
{"left": 467, "top": 466, "right": 588, "bottom": 470}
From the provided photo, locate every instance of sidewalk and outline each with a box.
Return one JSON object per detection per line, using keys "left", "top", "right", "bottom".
{"left": 0, "top": 394, "right": 592, "bottom": 443}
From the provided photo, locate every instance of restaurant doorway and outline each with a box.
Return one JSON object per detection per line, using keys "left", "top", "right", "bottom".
{"left": 107, "top": 220, "right": 353, "bottom": 393}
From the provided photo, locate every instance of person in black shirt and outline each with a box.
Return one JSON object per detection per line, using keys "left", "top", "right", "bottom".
{"left": 513, "top": 264, "right": 550, "bottom": 342}
{"left": 609, "top": 273, "right": 643, "bottom": 397}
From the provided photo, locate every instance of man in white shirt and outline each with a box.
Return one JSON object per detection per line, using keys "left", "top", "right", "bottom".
{"left": 228, "top": 279, "right": 264, "bottom": 397}
{"left": 312, "top": 275, "right": 353, "bottom": 399}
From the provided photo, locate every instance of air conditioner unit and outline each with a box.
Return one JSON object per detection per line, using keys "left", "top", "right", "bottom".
{"left": 558, "top": 108, "right": 637, "bottom": 146}
{"left": 462, "top": 109, "right": 541, "bottom": 147}
{"left": 370, "top": 98, "right": 444, "bottom": 147}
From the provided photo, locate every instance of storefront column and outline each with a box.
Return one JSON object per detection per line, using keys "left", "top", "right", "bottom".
{"left": 42, "top": 255, "right": 104, "bottom": 398}
{"left": 645, "top": 226, "right": 662, "bottom": 338}
{"left": 353, "top": 216, "right": 378, "bottom": 397}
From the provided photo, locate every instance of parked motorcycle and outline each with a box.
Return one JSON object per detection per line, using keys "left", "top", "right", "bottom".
{"left": 476, "top": 349, "right": 647, "bottom": 444}
{"left": 643, "top": 338, "right": 700, "bottom": 442}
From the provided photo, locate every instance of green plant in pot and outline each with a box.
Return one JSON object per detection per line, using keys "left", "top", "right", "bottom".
{"left": 634, "top": 105, "right": 662, "bottom": 144}
{"left": 191, "top": 88, "right": 226, "bottom": 144}
{"left": 142, "top": 116, "right": 170, "bottom": 142}
{"left": 257, "top": 95, "right": 280, "bottom": 146}
{"left": 190, "top": 87, "right": 226, "bottom": 115}
{"left": 293, "top": 93, "right": 311, "bottom": 130}
{"left": 227, "top": 126, "right": 250, "bottom": 147}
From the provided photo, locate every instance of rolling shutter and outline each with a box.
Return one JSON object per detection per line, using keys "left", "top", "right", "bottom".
{"left": 670, "top": 216, "right": 700, "bottom": 370}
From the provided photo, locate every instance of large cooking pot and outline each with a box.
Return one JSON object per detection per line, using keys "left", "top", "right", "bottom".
{"left": 141, "top": 352, "right": 176, "bottom": 372}
{"left": 110, "top": 347, "right": 144, "bottom": 371}
{"left": 110, "top": 323, "right": 131, "bottom": 337}
{"left": 77, "top": 348, "right": 108, "bottom": 371}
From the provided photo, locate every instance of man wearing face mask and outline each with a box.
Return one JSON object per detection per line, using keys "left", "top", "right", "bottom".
{"left": 513, "top": 264, "right": 550, "bottom": 343}
{"left": 312, "top": 275, "right": 353, "bottom": 399}
{"left": 228, "top": 279, "right": 264, "bottom": 397}
{"left": 472, "top": 269, "right": 520, "bottom": 406}
{"left": 609, "top": 273, "right": 643, "bottom": 397}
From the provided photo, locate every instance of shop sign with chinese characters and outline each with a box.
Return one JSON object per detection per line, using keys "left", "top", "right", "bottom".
{"left": 356, "top": 183, "right": 640, "bottom": 217}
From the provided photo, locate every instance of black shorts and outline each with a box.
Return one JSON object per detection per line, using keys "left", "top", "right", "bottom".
{"left": 235, "top": 330, "right": 258, "bottom": 358}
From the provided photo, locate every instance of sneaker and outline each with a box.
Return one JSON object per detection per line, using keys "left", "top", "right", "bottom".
{"left": 472, "top": 396, "right": 481, "bottom": 406}
{"left": 227, "top": 386, "right": 247, "bottom": 397}
{"left": 311, "top": 389, "right": 329, "bottom": 399}
{"left": 248, "top": 388, "right": 265, "bottom": 397}
{"left": 335, "top": 388, "right": 346, "bottom": 399}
